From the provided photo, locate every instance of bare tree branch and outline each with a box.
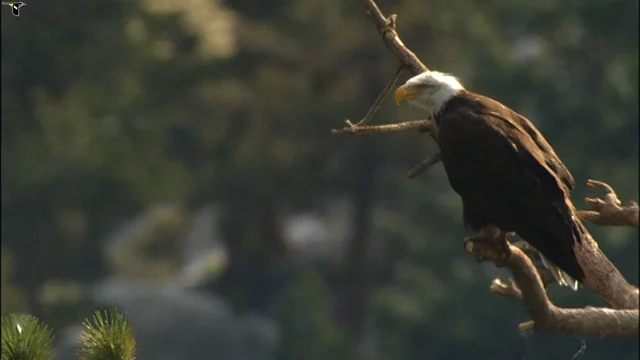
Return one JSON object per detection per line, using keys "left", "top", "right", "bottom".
{"left": 577, "top": 179, "right": 639, "bottom": 228}
{"left": 362, "top": 0, "right": 428, "bottom": 75}
{"left": 576, "top": 230, "right": 639, "bottom": 309}
{"left": 335, "top": 0, "right": 639, "bottom": 338}
{"left": 406, "top": 153, "right": 441, "bottom": 179}
{"left": 465, "top": 238, "right": 639, "bottom": 338}
{"left": 332, "top": 119, "right": 432, "bottom": 135}
{"left": 491, "top": 278, "right": 523, "bottom": 302}
{"left": 331, "top": 0, "right": 431, "bottom": 137}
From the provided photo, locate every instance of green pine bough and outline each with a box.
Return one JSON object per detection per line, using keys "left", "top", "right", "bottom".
{"left": 1, "top": 314, "right": 54, "bottom": 360}
{"left": 1, "top": 309, "right": 136, "bottom": 360}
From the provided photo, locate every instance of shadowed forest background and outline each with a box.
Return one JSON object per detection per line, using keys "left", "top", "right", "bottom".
{"left": 1, "top": 0, "right": 638, "bottom": 359}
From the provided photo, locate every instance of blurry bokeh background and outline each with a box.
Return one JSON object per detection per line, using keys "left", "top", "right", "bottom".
{"left": 1, "top": 0, "right": 638, "bottom": 359}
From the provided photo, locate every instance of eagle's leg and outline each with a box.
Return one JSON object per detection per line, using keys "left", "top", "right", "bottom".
{"left": 493, "top": 230, "right": 514, "bottom": 264}
{"left": 511, "top": 240, "right": 539, "bottom": 259}
{"left": 463, "top": 225, "right": 513, "bottom": 266}
{"left": 483, "top": 226, "right": 513, "bottom": 264}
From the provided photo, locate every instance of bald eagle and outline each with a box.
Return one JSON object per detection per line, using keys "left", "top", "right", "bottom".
{"left": 394, "top": 71, "right": 586, "bottom": 290}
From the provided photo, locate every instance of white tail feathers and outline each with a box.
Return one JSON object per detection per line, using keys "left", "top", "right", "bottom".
{"left": 540, "top": 255, "right": 579, "bottom": 291}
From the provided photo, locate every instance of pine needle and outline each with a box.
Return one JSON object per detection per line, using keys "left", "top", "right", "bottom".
{"left": 76, "top": 309, "right": 136, "bottom": 360}
{"left": 1, "top": 313, "right": 55, "bottom": 360}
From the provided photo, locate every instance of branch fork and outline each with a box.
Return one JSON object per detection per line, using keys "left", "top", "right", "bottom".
{"left": 577, "top": 179, "right": 639, "bottom": 228}
{"left": 465, "top": 237, "right": 638, "bottom": 338}
{"left": 331, "top": 1, "right": 441, "bottom": 176}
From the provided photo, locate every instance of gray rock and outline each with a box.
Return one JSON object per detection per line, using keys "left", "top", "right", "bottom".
{"left": 56, "top": 278, "right": 278, "bottom": 360}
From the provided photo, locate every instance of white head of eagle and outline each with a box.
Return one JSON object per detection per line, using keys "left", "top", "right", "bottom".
{"left": 395, "top": 71, "right": 465, "bottom": 117}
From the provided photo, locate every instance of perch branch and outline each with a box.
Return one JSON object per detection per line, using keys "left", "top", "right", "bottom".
{"left": 572, "top": 180, "right": 640, "bottom": 309}
{"left": 465, "top": 239, "right": 639, "bottom": 338}
{"left": 577, "top": 179, "right": 639, "bottom": 228}
{"left": 506, "top": 182, "right": 639, "bottom": 311}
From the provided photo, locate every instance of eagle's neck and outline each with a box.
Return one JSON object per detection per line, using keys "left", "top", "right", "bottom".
{"left": 414, "top": 87, "right": 465, "bottom": 118}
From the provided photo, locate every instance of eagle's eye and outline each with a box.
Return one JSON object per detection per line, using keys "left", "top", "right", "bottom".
{"left": 417, "top": 82, "right": 436, "bottom": 90}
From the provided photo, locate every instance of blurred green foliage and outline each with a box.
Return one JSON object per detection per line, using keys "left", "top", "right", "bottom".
{"left": 1, "top": 0, "right": 637, "bottom": 359}
{"left": 275, "top": 269, "right": 358, "bottom": 360}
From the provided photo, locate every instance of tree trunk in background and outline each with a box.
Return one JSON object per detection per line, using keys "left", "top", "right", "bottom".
{"left": 338, "top": 144, "right": 377, "bottom": 342}
{"left": 258, "top": 201, "right": 288, "bottom": 265}
{"left": 215, "top": 198, "right": 289, "bottom": 312}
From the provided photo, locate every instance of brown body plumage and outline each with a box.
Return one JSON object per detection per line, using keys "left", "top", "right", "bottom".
{"left": 395, "top": 71, "right": 587, "bottom": 288}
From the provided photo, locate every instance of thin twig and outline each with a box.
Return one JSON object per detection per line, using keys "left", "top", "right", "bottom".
{"left": 491, "top": 278, "right": 523, "bottom": 302}
{"left": 354, "top": 65, "right": 405, "bottom": 126}
{"left": 577, "top": 179, "right": 639, "bottom": 227}
{"left": 406, "top": 153, "right": 441, "bottom": 178}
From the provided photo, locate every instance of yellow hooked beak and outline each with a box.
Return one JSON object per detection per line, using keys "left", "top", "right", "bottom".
{"left": 394, "top": 84, "right": 419, "bottom": 105}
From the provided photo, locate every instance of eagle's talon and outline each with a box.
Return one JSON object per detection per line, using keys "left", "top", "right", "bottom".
{"left": 463, "top": 237, "right": 475, "bottom": 253}
{"left": 464, "top": 236, "right": 491, "bottom": 262}
{"left": 495, "top": 248, "right": 511, "bottom": 265}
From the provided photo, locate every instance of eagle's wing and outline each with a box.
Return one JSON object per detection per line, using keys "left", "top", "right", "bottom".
{"left": 477, "top": 100, "right": 575, "bottom": 193}
{"left": 512, "top": 112, "right": 575, "bottom": 191}
{"left": 445, "top": 94, "right": 585, "bottom": 282}
{"left": 479, "top": 106, "right": 585, "bottom": 275}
